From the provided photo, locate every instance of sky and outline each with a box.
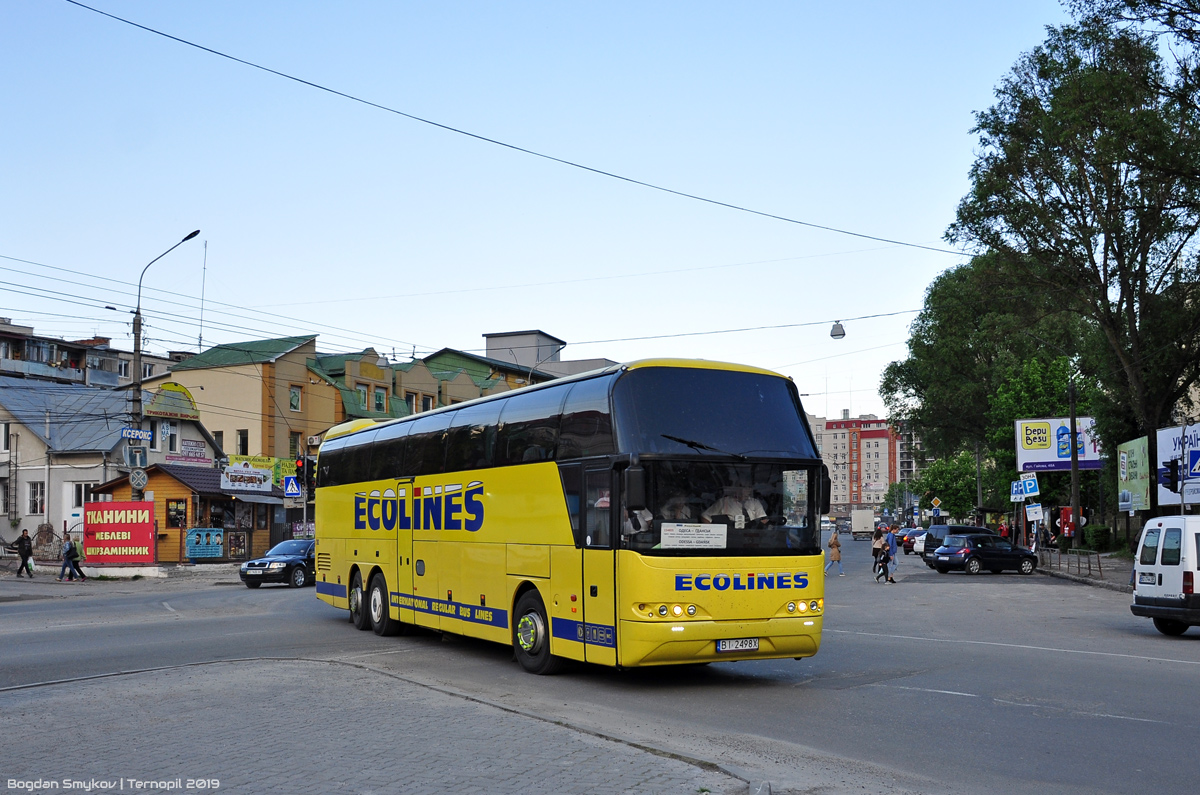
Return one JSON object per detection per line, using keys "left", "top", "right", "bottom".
{"left": 1, "top": 1, "right": 1071, "bottom": 419}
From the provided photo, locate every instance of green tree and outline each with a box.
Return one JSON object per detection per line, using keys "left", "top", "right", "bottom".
{"left": 912, "top": 452, "right": 978, "bottom": 521}
{"left": 948, "top": 20, "right": 1200, "bottom": 513}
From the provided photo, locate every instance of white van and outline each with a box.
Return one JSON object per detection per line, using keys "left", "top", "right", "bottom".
{"left": 1131, "top": 516, "right": 1200, "bottom": 636}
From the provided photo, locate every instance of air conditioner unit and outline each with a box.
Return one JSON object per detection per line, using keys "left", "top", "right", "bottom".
{"left": 307, "top": 435, "right": 322, "bottom": 447}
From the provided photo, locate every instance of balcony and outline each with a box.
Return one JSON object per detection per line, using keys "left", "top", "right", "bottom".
{"left": 0, "top": 359, "right": 85, "bottom": 382}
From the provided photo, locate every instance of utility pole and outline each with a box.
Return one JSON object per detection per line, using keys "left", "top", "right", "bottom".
{"left": 1068, "top": 380, "right": 1081, "bottom": 549}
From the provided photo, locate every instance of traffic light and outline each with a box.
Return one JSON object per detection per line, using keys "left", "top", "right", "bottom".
{"left": 1164, "top": 458, "right": 1181, "bottom": 493}
{"left": 295, "top": 458, "right": 306, "bottom": 490}
{"left": 305, "top": 456, "right": 317, "bottom": 491}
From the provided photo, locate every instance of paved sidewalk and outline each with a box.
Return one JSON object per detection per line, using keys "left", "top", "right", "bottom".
{"left": 1037, "top": 550, "right": 1135, "bottom": 594}
{"left": 0, "top": 659, "right": 746, "bottom": 795}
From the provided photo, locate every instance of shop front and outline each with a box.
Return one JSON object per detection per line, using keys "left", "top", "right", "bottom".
{"left": 94, "top": 463, "right": 284, "bottom": 563}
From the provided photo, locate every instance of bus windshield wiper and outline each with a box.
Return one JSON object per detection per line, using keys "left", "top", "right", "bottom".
{"left": 661, "top": 434, "right": 746, "bottom": 460}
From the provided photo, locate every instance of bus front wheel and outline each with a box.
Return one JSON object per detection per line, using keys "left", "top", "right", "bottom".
{"left": 513, "top": 590, "right": 564, "bottom": 675}
{"left": 349, "top": 572, "right": 371, "bottom": 631}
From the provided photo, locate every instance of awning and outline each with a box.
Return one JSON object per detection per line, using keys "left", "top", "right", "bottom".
{"left": 228, "top": 493, "right": 284, "bottom": 505}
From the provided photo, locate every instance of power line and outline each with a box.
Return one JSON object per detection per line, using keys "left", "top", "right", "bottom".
{"left": 64, "top": 0, "right": 964, "bottom": 257}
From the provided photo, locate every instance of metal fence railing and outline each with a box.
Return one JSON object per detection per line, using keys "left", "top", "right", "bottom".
{"left": 1038, "top": 548, "right": 1104, "bottom": 579}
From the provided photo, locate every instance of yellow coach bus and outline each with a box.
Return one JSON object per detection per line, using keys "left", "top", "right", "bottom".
{"left": 313, "top": 359, "right": 830, "bottom": 674}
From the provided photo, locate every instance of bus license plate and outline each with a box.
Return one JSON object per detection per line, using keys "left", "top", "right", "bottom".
{"left": 716, "top": 638, "right": 759, "bottom": 653}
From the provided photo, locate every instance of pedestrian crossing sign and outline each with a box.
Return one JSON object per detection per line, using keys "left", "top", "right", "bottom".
{"left": 283, "top": 476, "right": 301, "bottom": 497}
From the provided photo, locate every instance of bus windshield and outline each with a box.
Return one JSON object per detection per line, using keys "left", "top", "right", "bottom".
{"left": 612, "top": 367, "right": 817, "bottom": 459}
{"left": 621, "top": 461, "right": 819, "bottom": 556}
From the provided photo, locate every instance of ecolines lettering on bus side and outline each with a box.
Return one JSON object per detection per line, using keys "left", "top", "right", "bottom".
{"left": 353, "top": 482, "right": 485, "bottom": 532}
{"left": 674, "top": 572, "right": 809, "bottom": 591}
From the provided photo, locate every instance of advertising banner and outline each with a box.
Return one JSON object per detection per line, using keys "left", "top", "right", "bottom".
{"left": 1156, "top": 425, "right": 1200, "bottom": 506}
{"left": 82, "top": 501, "right": 156, "bottom": 564}
{"left": 228, "top": 455, "right": 295, "bottom": 486}
{"left": 187, "top": 528, "right": 225, "bottom": 558}
{"left": 1117, "top": 436, "right": 1150, "bottom": 511}
{"left": 1015, "top": 417, "right": 1103, "bottom": 472}
{"left": 221, "top": 464, "right": 273, "bottom": 492}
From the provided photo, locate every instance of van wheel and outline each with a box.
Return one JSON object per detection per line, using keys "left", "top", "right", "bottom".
{"left": 964, "top": 557, "right": 982, "bottom": 575}
{"left": 513, "top": 590, "right": 564, "bottom": 675}
{"left": 369, "top": 574, "right": 401, "bottom": 636}
{"left": 1019, "top": 558, "right": 1036, "bottom": 575}
{"left": 349, "top": 572, "right": 371, "bottom": 631}
{"left": 1153, "top": 617, "right": 1189, "bottom": 636}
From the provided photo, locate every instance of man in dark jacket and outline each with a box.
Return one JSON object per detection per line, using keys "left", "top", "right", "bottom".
{"left": 6, "top": 529, "right": 34, "bottom": 578}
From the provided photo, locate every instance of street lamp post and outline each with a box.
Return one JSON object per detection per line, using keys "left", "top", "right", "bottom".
{"left": 130, "top": 230, "right": 200, "bottom": 500}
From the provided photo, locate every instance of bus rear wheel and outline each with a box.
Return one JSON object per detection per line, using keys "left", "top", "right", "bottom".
{"left": 349, "top": 572, "right": 371, "bottom": 631}
{"left": 369, "top": 574, "right": 401, "bottom": 636}
{"left": 513, "top": 590, "right": 564, "bottom": 675}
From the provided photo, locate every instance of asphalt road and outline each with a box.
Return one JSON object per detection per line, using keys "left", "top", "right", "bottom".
{"left": 2, "top": 543, "right": 1196, "bottom": 794}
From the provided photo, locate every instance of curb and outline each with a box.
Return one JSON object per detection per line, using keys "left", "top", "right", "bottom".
{"left": 1037, "top": 567, "right": 1133, "bottom": 594}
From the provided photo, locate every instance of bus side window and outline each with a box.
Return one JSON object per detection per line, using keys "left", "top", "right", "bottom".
{"left": 558, "top": 376, "right": 615, "bottom": 459}
{"left": 585, "top": 471, "right": 611, "bottom": 548}
{"left": 495, "top": 386, "right": 568, "bottom": 467}
{"left": 445, "top": 401, "right": 501, "bottom": 472}
{"left": 559, "top": 465, "right": 583, "bottom": 547}
{"left": 406, "top": 412, "right": 454, "bottom": 477}
{"left": 370, "top": 422, "right": 410, "bottom": 481}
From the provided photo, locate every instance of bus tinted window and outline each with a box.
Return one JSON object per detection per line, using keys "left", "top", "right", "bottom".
{"left": 316, "top": 436, "right": 349, "bottom": 488}
{"left": 495, "top": 386, "right": 568, "bottom": 466}
{"left": 370, "top": 421, "right": 411, "bottom": 481}
{"left": 558, "top": 376, "right": 615, "bottom": 458}
{"left": 405, "top": 412, "right": 455, "bottom": 477}
{"left": 444, "top": 400, "right": 502, "bottom": 472}
{"left": 612, "top": 368, "right": 816, "bottom": 459}
{"left": 335, "top": 429, "right": 378, "bottom": 485}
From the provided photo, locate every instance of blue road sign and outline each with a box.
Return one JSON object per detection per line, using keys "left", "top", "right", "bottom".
{"left": 1189, "top": 450, "right": 1200, "bottom": 478}
{"left": 1022, "top": 475, "right": 1040, "bottom": 497}
{"left": 932, "top": 507, "right": 941, "bottom": 517}
{"left": 283, "top": 476, "right": 301, "bottom": 497}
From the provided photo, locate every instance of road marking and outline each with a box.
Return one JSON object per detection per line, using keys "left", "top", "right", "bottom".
{"left": 826, "top": 628, "right": 1200, "bottom": 666}
{"left": 161, "top": 602, "right": 176, "bottom": 613}
{"left": 886, "top": 685, "right": 977, "bottom": 698}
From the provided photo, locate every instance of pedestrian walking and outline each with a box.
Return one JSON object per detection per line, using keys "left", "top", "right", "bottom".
{"left": 875, "top": 541, "right": 892, "bottom": 583}
{"left": 999, "top": 521, "right": 1010, "bottom": 541}
{"left": 823, "top": 529, "right": 844, "bottom": 576}
{"left": 57, "top": 533, "right": 87, "bottom": 582}
{"left": 884, "top": 525, "right": 898, "bottom": 583}
{"left": 6, "top": 529, "right": 34, "bottom": 577}
{"left": 871, "top": 528, "right": 884, "bottom": 577}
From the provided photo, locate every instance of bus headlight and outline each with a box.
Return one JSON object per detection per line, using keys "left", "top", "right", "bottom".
{"left": 786, "top": 602, "right": 796, "bottom": 613}
{"left": 671, "top": 604, "right": 683, "bottom": 617}
{"left": 686, "top": 604, "right": 696, "bottom": 616}
{"left": 658, "top": 605, "right": 668, "bottom": 616}
{"left": 810, "top": 600, "right": 819, "bottom": 612}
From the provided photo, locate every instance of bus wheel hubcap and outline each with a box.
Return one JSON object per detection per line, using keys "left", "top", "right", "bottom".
{"left": 517, "top": 613, "right": 545, "bottom": 653}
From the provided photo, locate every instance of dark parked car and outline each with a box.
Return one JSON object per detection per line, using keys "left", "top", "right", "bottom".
{"left": 239, "top": 540, "right": 315, "bottom": 588}
{"left": 902, "top": 529, "right": 925, "bottom": 555}
{"left": 921, "top": 524, "right": 995, "bottom": 568}
{"left": 932, "top": 534, "right": 1037, "bottom": 575}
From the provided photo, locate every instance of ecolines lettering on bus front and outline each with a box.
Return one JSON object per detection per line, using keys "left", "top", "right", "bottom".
{"left": 353, "top": 482, "right": 484, "bottom": 532}
{"left": 675, "top": 573, "right": 810, "bottom": 591}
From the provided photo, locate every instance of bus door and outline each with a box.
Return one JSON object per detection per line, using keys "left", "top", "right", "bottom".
{"left": 395, "top": 479, "right": 415, "bottom": 625}
{"left": 582, "top": 468, "right": 617, "bottom": 665}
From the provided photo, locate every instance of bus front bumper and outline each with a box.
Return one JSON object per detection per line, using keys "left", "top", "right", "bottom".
{"left": 618, "top": 616, "right": 822, "bottom": 667}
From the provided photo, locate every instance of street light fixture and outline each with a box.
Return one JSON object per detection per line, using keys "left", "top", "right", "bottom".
{"left": 130, "top": 230, "right": 200, "bottom": 500}
{"left": 830, "top": 321, "right": 846, "bottom": 340}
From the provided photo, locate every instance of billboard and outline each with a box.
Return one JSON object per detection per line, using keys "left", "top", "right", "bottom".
{"left": 1117, "top": 436, "right": 1150, "bottom": 512}
{"left": 187, "top": 528, "right": 226, "bottom": 558}
{"left": 1156, "top": 425, "right": 1200, "bottom": 506}
{"left": 1015, "top": 417, "right": 1103, "bottom": 472}
{"left": 82, "top": 502, "right": 156, "bottom": 564}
